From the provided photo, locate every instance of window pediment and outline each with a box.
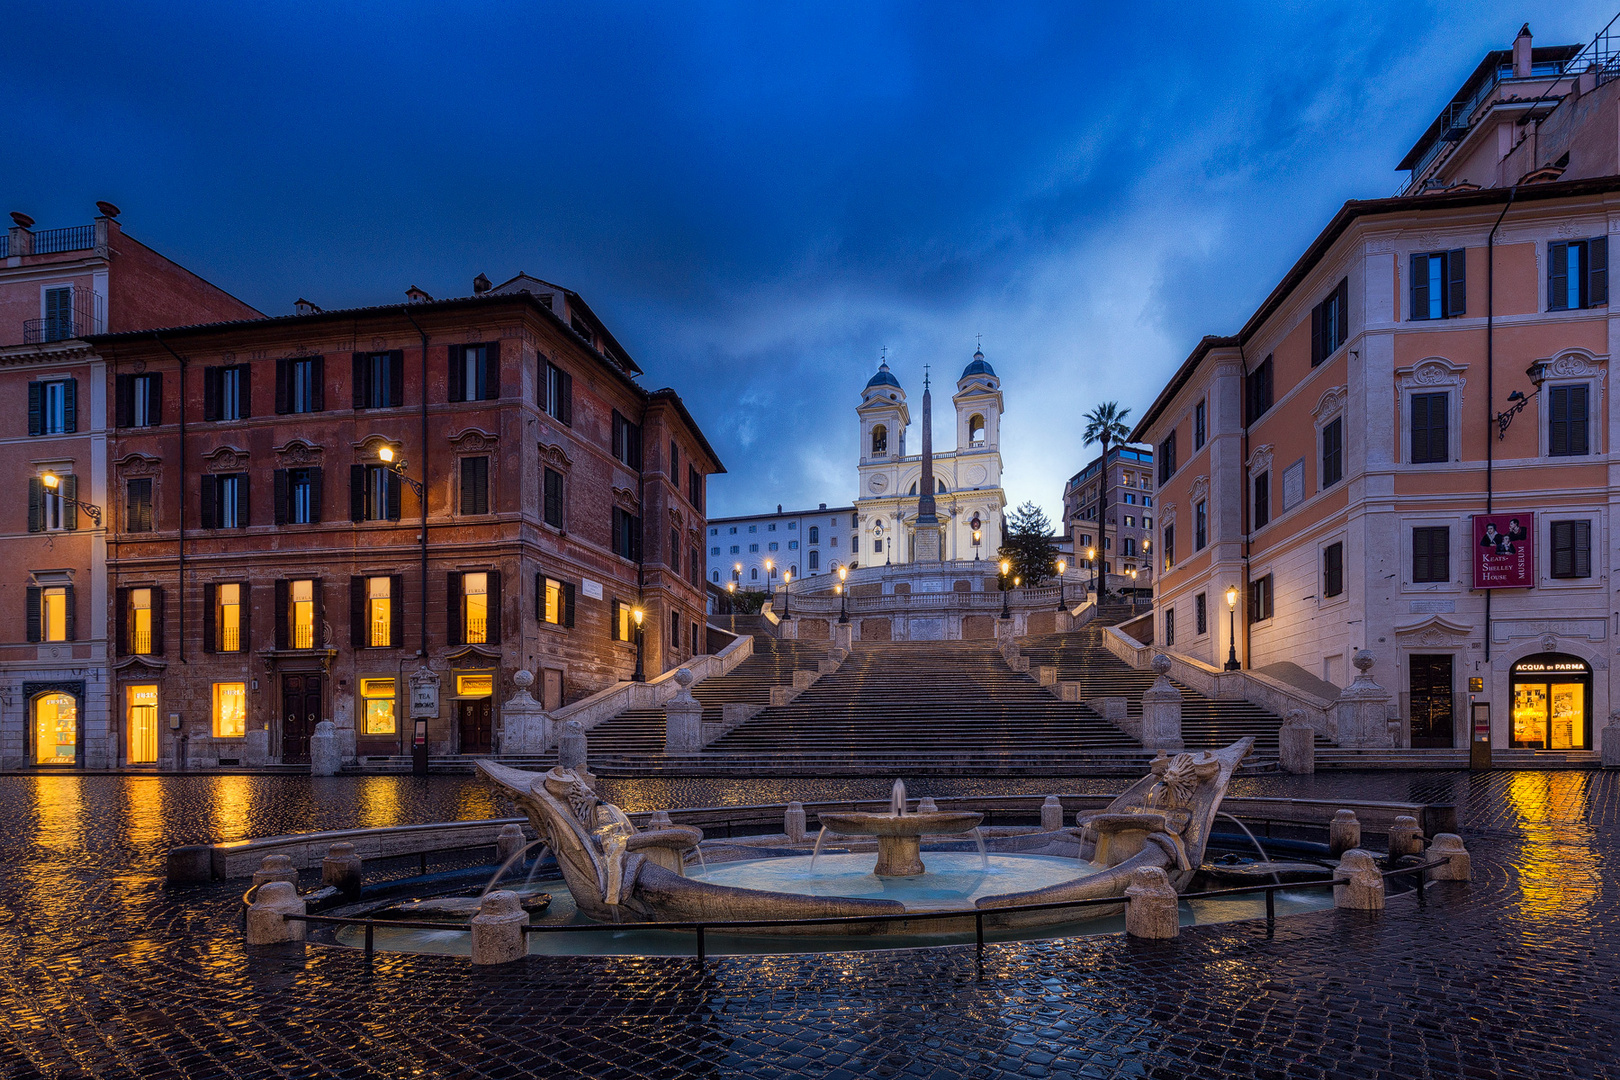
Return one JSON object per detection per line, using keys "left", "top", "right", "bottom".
{"left": 203, "top": 446, "right": 249, "bottom": 473}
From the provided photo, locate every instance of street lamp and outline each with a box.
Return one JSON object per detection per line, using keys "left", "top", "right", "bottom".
{"left": 376, "top": 445, "right": 424, "bottom": 496}
{"left": 39, "top": 471, "right": 101, "bottom": 527}
{"left": 1224, "top": 585, "right": 1241, "bottom": 671}
{"left": 631, "top": 606, "right": 645, "bottom": 682}
{"left": 781, "top": 569, "right": 792, "bottom": 620}
{"left": 1127, "top": 568, "right": 1138, "bottom": 609}
{"left": 837, "top": 565, "right": 849, "bottom": 623}
{"left": 999, "top": 558, "right": 1011, "bottom": 619}
{"left": 378, "top": 444, "right": 430, "bottom": 656}
{"left": 726, "top": 581, "right": 737, "bottom": 635}
{"left": 1495, "top": 359, "right": 1552, "bottom": 439}
{"left": 1086, "top": 546, "right": 1097, "bottom": 599}
{"left": 1055, "top": 559, "right": 1067, "bottom": 610}
{"left": 971, "top": 513, "right": 982, "bottom": 560}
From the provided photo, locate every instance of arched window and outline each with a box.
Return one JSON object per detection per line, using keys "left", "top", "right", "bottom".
{"left": 969, "top": 414, "right": 986, "bottom": 444}
{"left": 871, "top": 425, "right": 888, "bottom": 455}
{"left": 809, "top": 551, "right": 820, "bottom": 570}
{"left": 909, "top": 482, "right": 917, "bottom": 495}
{"left": 711, "top": 570, "right": 719, "bottom": 582}
{"left": 750, "top": 568, "right": 758, "bottom": 580}
{"left": 937, "top": 479, "right": 946, "bottom": 493}
{"left": 809, "top": 526, "right": 819, "bottom": 543}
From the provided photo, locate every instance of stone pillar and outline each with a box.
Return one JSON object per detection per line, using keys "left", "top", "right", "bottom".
{"left": 166, "top": 845, "right": 213, "bottom": 887}
{"left": 558, "top": 720, "right": 588, "bottom": 773}
{"left": 663, "top": 669, "right": 704, "bottom": 754}
{"left": 1139, "top": 655, "right": 1184, "bottom": 751}
{"left": 333, "top": 695, "right": 357, "bottom": 765}
{"left": 1332, "top": 849, "right": 1385, "bottom": 911}
{"left": 1427, "top": 834, "right": 1472, "bottom": 881}
{"left": 246, "top": 881, "right": 306, "bottom": 945}
{"left": 1124, "top": 866, "right": 1179, "bottom": 939}
{"left": 495, "top": 823, "right": 526, "bottom": 864}
{"left": 1328, "top": 810, "right": 1361, "bottom": 858}
{"left": 832, "top": 621, "right": 854, "bottom": 656}
{"left": 784, "top": 801, "right": 807, "bottom": 842}
{"left": 1278, "top": 710, "right": 1315, "bottom": 775}
{"left": 252, "top": 854, "right": 299, "bottom": 890}
{"left": 470, "top": 890, "right": 530, "bottom": 965}
{"left": 1041, "top": 796, "right": 1064, "bottom": 831}
{"left": 1334, "top": 650, "right": 1394, "bottom": 748}
{"left": 309, "top": 720, "right": 340, "bottom": 777}
{"left": 1602, "top": 712, "right": 1620, "bottom": 768}
{"left": 648, "top": 810, "right": 674, "bottom": 828}
{"left": 501, "top": 670, "right": 552, "bottom": 755}
{"left": 322, "top": 842, "right": 362, "bottom": 895}
{"left": 1388, "top": 815, "right": 1425, "bottom": 859}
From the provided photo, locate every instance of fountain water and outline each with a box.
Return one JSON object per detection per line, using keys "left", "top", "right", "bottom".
{"left": 1215, "top": 811, "right": 1280, "bottom": 884}
{"left": 481, "top": 838, "right": 549, "bottom": 899}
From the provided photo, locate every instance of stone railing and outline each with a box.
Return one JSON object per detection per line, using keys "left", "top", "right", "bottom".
{"left": 550, "top": 634, "right": 754, "bottom": 735}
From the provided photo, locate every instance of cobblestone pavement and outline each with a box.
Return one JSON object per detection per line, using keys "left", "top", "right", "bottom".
{"left": 0, "top": 769, "right": 1615, "bottom": 1079}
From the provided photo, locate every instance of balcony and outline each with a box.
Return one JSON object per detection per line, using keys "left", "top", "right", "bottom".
{"left": 23, "top": 293, "right": 106, "bottom": 344}
{"left": 1, "top": 224, "right": 98, "bottom": 259}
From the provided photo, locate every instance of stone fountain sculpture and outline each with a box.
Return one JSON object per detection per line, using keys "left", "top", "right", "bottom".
{"left": 817, "top": 779, "right": 982, "bottom": 876}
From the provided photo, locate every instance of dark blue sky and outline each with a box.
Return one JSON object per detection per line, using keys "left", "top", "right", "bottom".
{"left": 5, "top": 2, "right": 1609, "bottom": 518}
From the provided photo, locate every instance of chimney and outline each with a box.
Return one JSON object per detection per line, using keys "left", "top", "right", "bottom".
{"left": 294, "top": 298, "right": 323, "bottom": 316}
{"left": 819, "top": 503, "right": 827, "bottom": 510}
{"left": 8, "top": 211, "right": 34, "bottom": 256}
{"left": 777, "top": 504, "right": 783, "bottom": 513}
{"left": 1513, "top": 23, "right": 1532, "bottom": 78}
{"left": 473, "top": 273, "right": 492, "bottom": 294}
{"left": 406, "top": 285, "right": 433, "bottom": 304}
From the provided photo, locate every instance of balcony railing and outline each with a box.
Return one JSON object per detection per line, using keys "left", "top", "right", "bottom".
{"left": 31, "top": 225, "right": 97, "bottom": 255}
{"left": 22, "top": 293, "right": 106, "bottom": 344}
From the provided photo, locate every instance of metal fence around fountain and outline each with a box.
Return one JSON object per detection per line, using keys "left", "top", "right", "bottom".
{"left": 254, "top": 856, "right": 1453, "bottom": 963}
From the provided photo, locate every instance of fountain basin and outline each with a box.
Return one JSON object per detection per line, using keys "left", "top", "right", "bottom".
{"left": 816, "top": 810, "right": 985, "bottom": 876}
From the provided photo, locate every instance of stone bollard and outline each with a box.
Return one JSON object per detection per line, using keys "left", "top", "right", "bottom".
{"left": 1140, "top": 655, "right": 1184, "bottom": 751}
{"left": 1427, "top": 833, "right": 1472, "bottom": 881}
{"left": 321, "top": 842, "right": 363, "bottom": 895}
{"left": 1124, "top": 866, "right": 1179, "bottom": 939}
{"left": 1389, "top": 815, "right": 1425, "bottom": 859}
{"left": 558, "top": 720, "right": 588, "bottom": 773}
{"left": 246, "top": 880, "right": 307, "bottom": 945}
{"left": 1603, "top": 712, "right": 1620, "bottom": 768}
{"left": 495, "top": 823, "right": 527, "bottom": 864}
{"left": 663, "top": 669, "right": 704, "bottom": 754}
{"left": 916, "top": 797, "right": 939, "bottom": 814}
{"left": 784, "top": 801, "right": 807, "bottom": 843}
{"left": 1278, "top": 710, "right": 1315, "bottom": 775}
{"left": 470, "top": 890, "right": 530, "bottom": 965}
{"left": 1041, "top": 796, "right": 1064, "bottom": 831}
{"left": 309, "top": 720, "right": 340, "bottom": 777}
{"left": 252, "top": 854, "right": 299, "bottom": 891}
{"left": 1332, "top": 850, "right": 1385, "bottom": 911}
{"left": 166, "top": 845, "right": 213, "bottom": 887}
{"left": 1328, "top": 810, "right": 1361, "bottom": 858}
{"left": 648, "top": 810, "right": 674, "bottom": 828}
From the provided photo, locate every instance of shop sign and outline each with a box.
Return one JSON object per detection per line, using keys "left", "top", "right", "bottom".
{"left": 1472, "top": 513, "right": 1533, "bottom": 589}
{"left": 409, "top": 668, "right": 440, "bottom": 718}
{"left": 1512, "top": 661, "right": 1588, "bottom": 674}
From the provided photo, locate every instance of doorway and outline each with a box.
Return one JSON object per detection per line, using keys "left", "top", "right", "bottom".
{"left": 1510, "top": 653, "right": 1592, "bottom": 749}
{"left": 127, "top": 684, "right": 159, "bottom": 764}
{"left": 31, "top": 691, "right": 78, "bottom": 765}
{"left": 458, "top": 698, "right": 493, "bottom": 754}
{"left": 1408, "top": 654, "right": 1455, "bottom": 748}
{"left": 542, "top": 668, "right": 563, "bottom": 712}
{"left": 281, "top": 672, "right": 322, "bottom": 763}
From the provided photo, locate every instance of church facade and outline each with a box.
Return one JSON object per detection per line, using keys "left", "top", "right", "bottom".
{"left": 853, "top": 350, "right": 1007, "bottom": 565}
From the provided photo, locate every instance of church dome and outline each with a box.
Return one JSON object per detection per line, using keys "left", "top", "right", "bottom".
{"left": 865, "top": 362, "right": 902, "bottom": 390}
{"left": 961, "top": 348, "right": 995, "bottom": 379}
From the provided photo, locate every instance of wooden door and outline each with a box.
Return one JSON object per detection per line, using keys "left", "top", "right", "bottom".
{"left": 542, "top": 669, "right": 563, "bottom": 712}
{"left": 1408, "top": 655, "right": 1454, "bottom": 748}
{"left": 458, "top": 698, "right": 492, "bottom": 754}
{"left": 282, "top": 673, "right": 322, "bottom": 762}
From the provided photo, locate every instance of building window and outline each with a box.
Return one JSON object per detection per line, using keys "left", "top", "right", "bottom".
{"left": 290, "top": 580, "right": 317, "bottom": 649}
{"left": 809, "top": 550, "right": 820, "bottom": 570}
{"left": 1194, "top": 400, "right": 1206, "bottom": 450}
{"left": 710, "top": 546, "right": 720, "bottom": 556}
{"left": 750, "top": 567, "right": 759, "bottom": 580}
{"left": 789, "top": 540, "right": 800, "bottom": 550}
{"left": 125, "top": 587, "right": 158, "bottom": 655}
{"left": 1163, "top": 525, "right": 1175, "bottom": 570}
{"left": 1158, "top": 432, "right": 1177, "bottom": 482}
{"left": 41, "top": 285, "right": 76, "bottom": 342}
{"left": 671, "top": 529, "right": 683, "bottom": 572}
{"left": 969, "top": 414, "right": 985, "bottom": 445}
{"left": 1412, "top": 526, "right": 1450, "bottom": 583}
{"left": 1548, "top": 238, "right": 1607, "bottom": 311}
{"left": 204, "top": 364, "right": 250, "bottom": 420}
{"left": 612, "top": 508, "right": 643, "bottom": 560}
{"left": 126, "top": 479, "right": 154, "bottom": 533}
{"left": 127, "top": 685, "right": 159, "bottom": 764}
{"left": 1310, "top": 277, "right": 1349, "bottom": 366}
{"left": 1248, "top": 574, "right": 1274, "bottom": 623}
{"left": 32, "top": 691, "right": 76, "bottom": 765}
{"left": 201, "top": 473, "right": 248, "bottom": 529}
{"left": 1323, "top": 541, "right": 1344, "bottom": 598}
{"left": 460, "top": 456, "right": 490, "bottom": 515}
{"left": 871, "top": 424, "right": 888, "bottom": 455}
{"left": 1164, "top": 608, "right": 1175, "bottom": 647}
{"left": 543, "top": 467, "right": 564, "bottom": 528}
{"left": 611, "top": 599, "right": 633, "bottom": 642}
{"left": 537, "top": 575, "right": 576, "bottom": 627}
{"left": 116, "top": 372, "right": 162, "bottom": 428}
{"left": 1123, "top": 538, "right": 1136, "bottom": 556}
{"left": 729, "top": 545, "right": 739, "bottom": 554}
{"left": 211, "top": 582, "right": 245, "bottom": 652}
{"left": 276, "top": 467, "right": 322, "bottom": 525}
{"left": 540, "top": 358, "right": 573, "bottom": 423}
{"left": 1195, "top": 501, "right": 1207, "bottom": 550}
{"left": 276, "top": 356, "right": 324, "bottom": 414}
{"left": 447, "top": 571, "right": 501, "bottom": 646}
{"left": 28, "top": 378, "right": 76, "bottom": 436}
{"left": 1321, "top": 417, "right": 1343, "bottom": 488}
{"left": 767, "top": 523, "right": 776, "bottom": 532}
{"left": 1123, "top": 515, "right": 1135, "bottom": 528}
{"left": 358, "top": 575, "right": 395, "bottom": 648}
{"left": 710, "top": 527, "right": 718, "bottom": 536}
{"left": 450, "top": 344, "right": 499, "bottom": 402}
{"left": 30, "top": 474, "right": 78, "bottom": 533}
{"left": 1195, "top": 593, "right": 1207, "bottom": 635}
{"left": 688, "top": 465, "right": 703, "bottom": 509}
{"left": 351, "top": 463, "right": 401, "bottom": 522}
{"left": 1410, "top": 249, "right": 1465, "bottom": 320}
{"left": 26, "top": 584, "right": 72, "bottom": 643}
{"left": 612, "top": 411, "right": 643, "bottom": 468}
{"left": 1252, "top": 471, "right": 1269, "bottom": 530}
{"left": 463, "top": 572, "right": 491, "bottom": 644}
{"left": 212, "top": 682, "right": 247, "bottom": 739}
{"left": 1245, "top": 356, "right": 1274, "bottom": 426}
{"left": 749, "top": 543, "right": 759, "bottom": 553}
{"left": 1550, "top": 520, "right": 1593, "bottom": 579}
{"left": 1411, "top": 392, "right": 1449, "bottom": 464}
{"left": 360, "top": 677, "right": 397, "bottom": 735}
{"left": 748, "top": 525, "right": 757, "bottom": 533}
{"left": 827, "top": 537, "right": 835, "bottom": 548}
{"left": 353, "top": 351, "right": 402, "bottom": 409}
{"left": 1548, "top": 385, "right": 1590, "bottom": 457}
{"left": 767, "top": 542, "right": 778, "bottom": 551}
{"left": 729, "top": 526, "right": 737, "bottom": 534}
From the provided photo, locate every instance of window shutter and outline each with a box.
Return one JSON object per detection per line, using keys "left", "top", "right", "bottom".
{"left": 273, "top": 469, "right": 289, "bottom": 526}
{"left": 447, "top": 572, "right": 464, "bottom": 646}
{"left": 25, "top": 587, "right": 41, "bottom": 643}
{"left": 203, "top": 582, "right": 217, "bottom": 653}
{"left": 1570, "top": 384, "right": 1590, "bottom": 455}
{"left": 389, "top": 574, "right": 403, "bottom": 648}
{"left": 62, "top": 474, "right": 77, "bottom": 531}
{"left": 28, "top": 477, "right": 43, "bottom": 533}
{"left": 534, "top": 571, "right": 542, "bottom": 618}
{"left": 352, "top": 352, "right": 367, "bottom": 409}
{"left": 310, "top": 356, "right": 324, "bottom": 411}
{"left": 1575, "top": 520, "right": 1592, "bottom": 578}
{"left": 1549, "top": 242, "right": 1569, "bottom": 310}
{"left": 1335, "top": 278, "right": 1348, "bottom": 346}
{"left": 487, "top": 570, "right": 503, "bottom": 645}
{"left": 64, "top": 379, "right": 77, "bottom": 433}
{"left": 150, "top": 587, "right": 165, "bottom": 655}
{"left": 146, "top": 372, "right": 162, "bottom": 426}
{"left": 1552, "top": 521, "right": 1573, "bottom": 577}
{"left": 115, "top": 588, "right": 129, "bottom": 656}
{"left": 116, "top": 374, "right": 133, "bottom": 428}
{"left": 237, "top": 474, "right": 250, "bottom": 528}
{"left": 563, "top": 582, "right": 576, "bottom": 628}
{"left": 28, "top": 381, "right": 42, "bottom": 436}
{"left": 275, "top": 359, "right": 290, "bottom": 414}
{"left": 1435, "top": 529, "right": 1450, "bottom": 583}
{"left": 239, "top": 365, "right": 252, "bottom": 417}
{"left": 203, "top": 367, "right": 220, "bottom": 421}
{"left": 611, "top": 507, "right": 623, "bottom": 556}
{"left": 1591, "top": 236, "right": 1608, "bottom": 306}
{"left": 1550, "top": 387, "right": 1569, "bottom": 456}
{"left": 448, "top": 346, "right": 464, "bottom": 402}
{"left": 558, "top": 369, "right": 573, "bottom": 425}
{"left": 200, "top": 475, "right": 217, "bottom": 530}
{"left": 1432, "top": 394, "right": 1448, "bottom": 462}
{"left": 1410, "top": 254, "right": 1428, "bottom": 321}
{"left": 240, "top": 583, "right": 252, "bottom": 652}
{"left": 1310, "top": 301, "right": 1324, "bottom": 366}
{"left": 485, "top": 340, "right": 501, "bottom": 399}
{"left": 386, "top": 470, "right": 401, "bottom": 520}
{"left": 308, "top": 466, "right": 323, "bottom": 523}
{"left": 274, "top": 579, "right": 289, "bottom": 649}
{"left": 311, "top": 578, "right": 324, "bottom": 640}
{"left": 1447, "top": 249, "right": 1466, "bottom": 316}
{"left": 386, "top": 350, "right": 404, "bottom": 407}
{"left": 350, "top": 464, "right": 366, "bottom": 522}
{"left": 350, "top": 576, "right": 365, "bottom": 648}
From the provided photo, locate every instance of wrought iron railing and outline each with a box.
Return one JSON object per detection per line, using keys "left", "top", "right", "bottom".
{"left": 31, "top": 225, "right": 97, "bottom": 255}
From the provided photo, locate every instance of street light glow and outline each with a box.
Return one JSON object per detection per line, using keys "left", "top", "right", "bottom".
{"left": 378, "top": 446, "right": 394, "bottom": 463}
{"left": 1226, "top": 586, "right": 1239, "bottom": 610}
{"left": 41, "top": 471, "right": 60, "bottom": 490}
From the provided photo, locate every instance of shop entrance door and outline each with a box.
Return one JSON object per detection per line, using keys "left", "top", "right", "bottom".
{"left": 458, "top": 698, "right": 492, "bottom": 754}
{"left": 1408, "top": 654, "right": 1455, "bottom": 748}
{"left": 281, "top": 673, "right": 322, "bottom": 763}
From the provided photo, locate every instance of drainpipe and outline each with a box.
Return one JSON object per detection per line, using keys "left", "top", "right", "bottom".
{"left": 1484, "top": 187, "right": 1517, "bottom": 663}
{"left": 403, "top": 309, "right": 431, "bottom": 659}
{"left": 153, "top": 333, "right": 187, "bottom": 663}
{"left": 1237, "top": 344, "right": 1251, "bottom": 670}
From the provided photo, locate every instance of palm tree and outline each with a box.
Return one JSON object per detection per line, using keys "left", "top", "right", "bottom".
{"left": 1082, "top": 401, "right": 1132, "bottom": 599}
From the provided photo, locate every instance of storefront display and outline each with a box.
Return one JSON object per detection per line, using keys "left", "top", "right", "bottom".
{"left": 1509, "top": 654, "right": 1591, "bottom": 750}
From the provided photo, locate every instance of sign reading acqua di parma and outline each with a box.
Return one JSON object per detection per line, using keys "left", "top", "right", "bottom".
{"left": 1473, "top": 513, "right": 1534, "bottom": 589}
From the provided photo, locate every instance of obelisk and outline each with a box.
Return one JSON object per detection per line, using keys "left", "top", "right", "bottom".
{"left": 913, "top": 366, "right": 943, "bottom": 562}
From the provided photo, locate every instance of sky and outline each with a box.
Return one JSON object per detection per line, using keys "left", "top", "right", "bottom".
{"left": 4, "top": 1, "right": 1613, "bottom": 521}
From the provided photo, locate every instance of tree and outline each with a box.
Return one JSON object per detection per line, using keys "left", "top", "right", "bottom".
{"left": 1082, "top": 401, "right": 1132, "bottom": 596}
{"left": 997, "top": 501, "right": 1059, "bottom": 589}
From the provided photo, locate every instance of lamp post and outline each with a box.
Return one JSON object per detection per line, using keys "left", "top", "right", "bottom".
{"left": 781, "top": 569, "right": 792, "bottom": 620}
{"left": 1055, "top": 559, "right": 1067, "bottom": 610}
{"left": 1127, "top": 568, "right": 1138, "bottom": 610}
{"left": 39, "top": 471, "right": 102, "bottom": 528}
{"left": 971, "top": 513, "right": 982, "bottom": 560}
{"left": 631, "top": 606, "right": 645, "bottom": 682}
{"left": 837, "top": 565, "right": 849, "bottom": 623}
{"left": 726, "top": 581, "right": 737, "bottom": 635}
{"left": 1224, "top": 585, "right": 1241, "bottom": 671}
{"left": 1494, "top": 359, "right": 1551, "bottom": 439}
{"left": 1086, "top": 546, "right": 1097, "bottom": 600}
{"left": 999, "top": 558, "right": 1011, "bottom": 619}
{"left": 378, "top": 446, "right": 428, "bottom": 656}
